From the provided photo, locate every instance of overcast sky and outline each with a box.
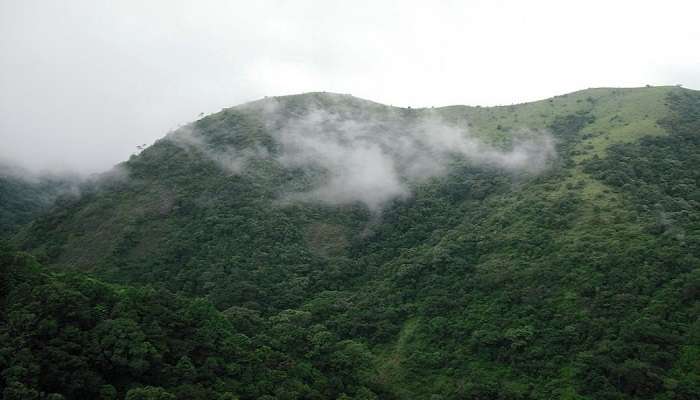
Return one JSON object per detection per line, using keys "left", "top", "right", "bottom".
{"left": 1, "top": 0, "right": 699, "bottom": 174}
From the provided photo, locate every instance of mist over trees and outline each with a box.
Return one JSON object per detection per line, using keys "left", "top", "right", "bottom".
{"left": 1, "top": 87, "right": 700, "bottom": 399}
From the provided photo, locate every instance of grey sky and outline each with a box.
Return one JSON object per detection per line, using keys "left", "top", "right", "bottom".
{"left": 1, "top": 0, "right": 698, "bottom": 174}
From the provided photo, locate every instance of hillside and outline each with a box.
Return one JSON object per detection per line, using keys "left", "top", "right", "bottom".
{"left": 2, "top": 86, "right": 700, "bottom": 399}
{"left": 0, "top": 166, "right": 79, "bottom": 238}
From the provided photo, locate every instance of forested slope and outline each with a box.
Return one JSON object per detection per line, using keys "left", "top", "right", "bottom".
{"left": 2, "top": 87, "right": 699, "bottom": 399}
{"left": 0, "top": 167, "right": 76, "bottom": 238}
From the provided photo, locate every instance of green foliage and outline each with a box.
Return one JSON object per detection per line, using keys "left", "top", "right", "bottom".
{"left": 125, "top": 386, "right": 175, "bottom": 400}
{"left": 3, "top": 87, "right": 700, "bottom": 398}
{"left": 0, "top": 247, "right": 384, "bottom": 399}
{"left": 0, "top": 169, "right": 74, "bottom": 237}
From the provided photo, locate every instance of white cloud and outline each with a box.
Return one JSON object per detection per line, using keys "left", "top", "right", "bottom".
{"left": 172, "top": 95, "right": 556, "bottom": 211}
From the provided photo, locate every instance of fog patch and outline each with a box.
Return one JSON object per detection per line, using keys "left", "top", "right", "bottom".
{"left": 0, "top": 158, "right": 90, "bottom": 209}
{"left": 162, "top": 97, "right": 557, "bottom": 212}
{"left": 164, "top": 125, "right": 265, "bottom": 175}
{"left": 277, "top": 128, "right": 410, "bottom": 210}
{"left": 261, "top": 100, "right": 555, "bottom": 211}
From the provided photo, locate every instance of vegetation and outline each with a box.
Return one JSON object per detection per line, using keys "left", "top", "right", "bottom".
{"left": 0, "top": 169, "right": 74, "bottom": 238}
{"left": 2, "top": 87, "right": 699, "bottom": 399}
{"left": 0, "top": 244, "right": 386, "bottom": 399}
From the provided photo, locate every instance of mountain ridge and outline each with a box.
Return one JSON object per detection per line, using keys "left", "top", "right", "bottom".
{"left": 230, "top": 85, "right": 689, "bottom": 111}
{"left": 2, "top": 86, "right": 700, "bottom": 399}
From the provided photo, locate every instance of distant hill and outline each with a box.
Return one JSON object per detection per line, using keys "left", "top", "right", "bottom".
{"left": 3, "top": 86, "right": 700, "bottom": 399}
{"left": 0, "top": 165, "right": 79, "bottom": 237}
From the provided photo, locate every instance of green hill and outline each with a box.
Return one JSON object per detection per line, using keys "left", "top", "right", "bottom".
{"left": 0, "top": 166, "right": 79, "bottom": 238}
{"left": 2, "top": 86, "right": 700, "bottom": 399}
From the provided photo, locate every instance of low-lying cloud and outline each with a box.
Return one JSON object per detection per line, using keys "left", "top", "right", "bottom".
{"left": 168, "top": 96, "right": 556, "bottom": 211}
{"left": 166, "top": 126, "right": 262, "bottom": 175}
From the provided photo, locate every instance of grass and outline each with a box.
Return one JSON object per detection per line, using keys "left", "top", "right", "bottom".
{"left": 448, "top": 86, "right": 678, "bottom": 234}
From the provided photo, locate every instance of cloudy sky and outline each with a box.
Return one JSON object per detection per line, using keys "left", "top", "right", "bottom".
{"left": 1, "top": 0, "right": 699, "bottom": 174}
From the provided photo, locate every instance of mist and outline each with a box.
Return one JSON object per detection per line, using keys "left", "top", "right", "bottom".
{"left": 168, "top": 95, "right": 556, "bottom": 211}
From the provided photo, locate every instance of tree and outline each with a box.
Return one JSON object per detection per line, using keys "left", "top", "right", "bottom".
{"left": 174, "top": 356, "right": 197, "bottom": 383}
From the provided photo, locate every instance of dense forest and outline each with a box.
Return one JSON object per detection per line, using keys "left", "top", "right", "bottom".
{"left": 1, "top": 87, "right": 699, "bottom": 399}
{"left": 0, "top": 168, "right": 76, "bottom": 238}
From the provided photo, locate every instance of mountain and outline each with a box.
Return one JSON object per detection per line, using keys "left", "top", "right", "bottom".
{"left": 2, "top": 86, "right": 700, "bottom": 399}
